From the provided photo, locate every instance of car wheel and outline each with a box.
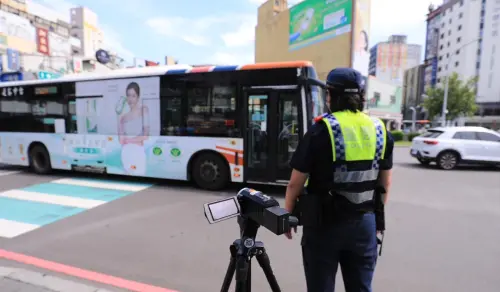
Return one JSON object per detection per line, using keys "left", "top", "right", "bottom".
{"left": 417, "top": 158, "right": 431, "bottom": 165}
{"left": 437, "top": 151, "right": 459, "bottom": 170}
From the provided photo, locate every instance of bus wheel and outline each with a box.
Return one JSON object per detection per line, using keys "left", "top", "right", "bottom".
{"left": 192, "top": 153, "right": 229, "bottom": 190}
{"left": 29, "top": 144, "right": 52, "bottom": 174}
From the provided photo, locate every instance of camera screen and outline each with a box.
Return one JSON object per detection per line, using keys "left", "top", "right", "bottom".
{"left": 208, "top": 198, "right": 239, "bottom": 221}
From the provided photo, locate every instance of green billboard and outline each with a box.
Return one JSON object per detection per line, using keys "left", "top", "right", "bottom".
{"left": 289, "top": 0, "right": 353, "bottom": 51}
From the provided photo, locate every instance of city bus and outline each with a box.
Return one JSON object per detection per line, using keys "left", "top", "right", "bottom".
{"left": 0, "top": 61, "right": 326, "bottom": 190}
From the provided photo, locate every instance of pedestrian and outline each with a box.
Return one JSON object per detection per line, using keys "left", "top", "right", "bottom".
{"left": 284, "top": 67, "right": 394, "bottom": 292}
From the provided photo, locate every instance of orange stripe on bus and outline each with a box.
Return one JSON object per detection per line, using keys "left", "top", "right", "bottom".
{"left": 240, "top": 61, "right": 312, "bottom": 70}
{"left": 216, "top": 146, "right": 243, "bottom": 154}
{"left": 190, "top": 66, "right": 212, "bottom": 73}
{"left": 219, "top": 152, "right": 244, "bottom": 165}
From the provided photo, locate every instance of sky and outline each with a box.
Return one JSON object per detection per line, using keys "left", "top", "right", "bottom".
{"left": 31, "top": 0, "right": 442, "bottom": 66}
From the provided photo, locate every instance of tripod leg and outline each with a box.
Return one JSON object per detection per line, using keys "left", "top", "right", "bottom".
{"left": 255, "top": 249, "right": 281, "bottom": 292}
{"left": 220, "top": 255, "right": 236, "bottom": 292}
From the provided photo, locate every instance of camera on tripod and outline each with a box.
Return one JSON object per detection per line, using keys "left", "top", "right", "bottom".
{"left": 203, "top": 188, "right": 298, "bottom": 292}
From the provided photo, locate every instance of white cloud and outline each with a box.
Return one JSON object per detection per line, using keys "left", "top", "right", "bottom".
{"left": 208, "top": 52, "right": 254, "bottom": 65}
{"left": 145, "top": 16, "right": 228, "bottom": 46}
{"left": 220, "top": 16, "right": 256, "bottom": 47}
{"left": 370, "top": 0, "right": 442, "bottom": 47}
{"left": 146, "top": 15, "right": 256, "bottom": 47}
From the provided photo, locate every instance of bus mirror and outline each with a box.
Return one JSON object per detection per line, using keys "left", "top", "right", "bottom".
{"left": 306, "top": 78, "right": 326, "bottom": 89}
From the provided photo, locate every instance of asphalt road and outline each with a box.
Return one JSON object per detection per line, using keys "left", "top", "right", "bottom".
{"left": 0, "top": 147, "right": 499, "bottom": 292}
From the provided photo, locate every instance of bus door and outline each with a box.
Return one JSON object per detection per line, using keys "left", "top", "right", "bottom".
{"left": 244, "top": 87, "right": 302, "bottom": 184}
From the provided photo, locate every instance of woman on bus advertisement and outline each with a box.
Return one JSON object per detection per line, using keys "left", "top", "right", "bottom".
{"left": 117, "top": 82, "right": 150, "bottom": 175}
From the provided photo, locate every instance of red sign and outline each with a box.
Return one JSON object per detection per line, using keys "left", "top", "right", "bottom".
{"left": 36, "top": 28, "right": 49, "bottom": 55}
{"left": 145, "top": 60, "right": 159, "bottom": 66}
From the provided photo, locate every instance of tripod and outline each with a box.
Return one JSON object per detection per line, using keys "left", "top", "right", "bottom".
{"left": 220, "top": 216, "right": 281, "bottom": 292}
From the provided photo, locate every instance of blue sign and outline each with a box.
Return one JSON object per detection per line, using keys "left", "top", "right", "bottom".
{"left": 6, "top": 49, "right": 20, "bottom": 71}
{"left": 95, "top": 49, "right": 110, "bottom": 64}
{"left": 37, "top": 71, "right": 61, "bottom": 80}
{"left": 0, "top": 72, "right": 23, "bottom": 82}
{"left": 430, "top": 57, "right": 438, "bottom": 87}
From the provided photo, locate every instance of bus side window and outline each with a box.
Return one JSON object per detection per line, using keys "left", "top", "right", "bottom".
{"left": 186, "top": 84, "right": 239, "bottom": 137}
{"left": 160, "top": 97, "right": 183, "bottom": 136}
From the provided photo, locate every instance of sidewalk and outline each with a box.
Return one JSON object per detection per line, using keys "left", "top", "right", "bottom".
{"left": 0, "top": 267, "right": 116, "bottom": 292}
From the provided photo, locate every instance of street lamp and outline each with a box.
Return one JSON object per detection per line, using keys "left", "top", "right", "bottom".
{"left": 441, "top": 39, "right": 480, "bottom": 126}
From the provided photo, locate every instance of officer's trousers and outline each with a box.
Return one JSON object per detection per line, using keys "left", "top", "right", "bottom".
{"left": 301, "top": 212, "right": 378, "bottom": 292}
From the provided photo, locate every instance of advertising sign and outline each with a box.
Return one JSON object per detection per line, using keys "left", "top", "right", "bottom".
{"left": 36, "top": 27, "right": 49, "bottom": 55}
{"left": 74, "top": 77, "right": 160, "bottom": 176}
{"left": 289, "top": 0, "right": 352, "bottom": 51}
{"left": 48, "top": 31, "right": 70, "bottom": 56}
{"left": 0, "top": 10, "right": 36, "bottom": 42}
{"left": 351, "top": 0, "right": 370, "bottom": 77}
{"left": 37, "top": 71, "right": 61, "bottom": 80}
{"left": 6, "top": 48, "right": 20, "bottom": 71}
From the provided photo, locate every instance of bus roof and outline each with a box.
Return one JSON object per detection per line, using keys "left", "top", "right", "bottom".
{"left": 0, "top": 60, "right": 313, "bottom": 87}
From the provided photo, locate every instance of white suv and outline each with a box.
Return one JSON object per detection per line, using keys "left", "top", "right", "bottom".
{"left": 410, "top": 126, "right": 500, "bottom": 170}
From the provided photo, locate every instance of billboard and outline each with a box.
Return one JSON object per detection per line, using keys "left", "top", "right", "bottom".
{"left": 36, "top": 27, "right": 49, "bottom": 55}
{"left": 289, "top": 0, "right": 352, "bottom": 51}
{"left": 476, "top": 0, "right": 500, "bottom": 103}
{"left": 48, "top": 31, "right": 71, "bottom": 57}
{"left": 351, "top": 0, "right": 370, "bottom": 77}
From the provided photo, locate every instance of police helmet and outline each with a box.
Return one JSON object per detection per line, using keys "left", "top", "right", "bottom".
{"left": 325, "top": 68, "right": 365, "bottom": 96}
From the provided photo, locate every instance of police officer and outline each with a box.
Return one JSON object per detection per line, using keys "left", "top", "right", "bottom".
{"left": 284, "top": 68, "right": 394, "bottom": 292}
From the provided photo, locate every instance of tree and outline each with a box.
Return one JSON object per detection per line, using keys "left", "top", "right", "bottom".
{"left": 423, "top": 72, "right": 478, "bottom": 121}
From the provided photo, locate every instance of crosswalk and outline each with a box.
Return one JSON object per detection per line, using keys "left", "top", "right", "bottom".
{"left": 0, "top": 177, "right": 153, "bottom": 238}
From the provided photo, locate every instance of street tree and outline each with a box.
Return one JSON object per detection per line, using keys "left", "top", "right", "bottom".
{"left": 423, "top": 72, "right": 478, "bottom": 121}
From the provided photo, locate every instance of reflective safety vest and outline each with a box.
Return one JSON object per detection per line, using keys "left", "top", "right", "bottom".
{"left": 307, "top": 110, "right": 387, "bottom": 206}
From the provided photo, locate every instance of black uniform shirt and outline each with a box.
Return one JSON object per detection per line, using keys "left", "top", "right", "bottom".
{"left": 290, "top": 119, "right": 394, "bottom": 195}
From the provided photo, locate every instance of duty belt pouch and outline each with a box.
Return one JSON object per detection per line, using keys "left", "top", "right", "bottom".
{"left": 298, "top": 194, "right": 333, "bottom": 227}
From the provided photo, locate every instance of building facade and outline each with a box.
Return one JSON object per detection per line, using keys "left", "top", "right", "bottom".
{"left": 434, "top": 0, "right": 482, "bottom": 88}
{"left": 424, "top": 0, "right": 499, "bottom": 128}
{"left": 402, "top": 64, "right": 426, "bottom": 121}
{"left": 368, "top": 35, "right": 422, "bottom": 86}
{"left": 69, "top": 7, "right": 103, "bottom": 58}
{"left": 423, "top": 5, "right": 442, "bottom": 91}
{"left": 364, "top": 76, "right": 403, "bottom": 130}
{"left": 476, "top": 0, "right": 500, "bottom": 109}
{"left": 255, "top": 0, "right": 371, "bottom": 81}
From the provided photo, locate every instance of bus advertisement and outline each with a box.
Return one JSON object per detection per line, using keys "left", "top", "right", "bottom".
{"left": 0, "top": 61, "right": 326, "bottom": 190}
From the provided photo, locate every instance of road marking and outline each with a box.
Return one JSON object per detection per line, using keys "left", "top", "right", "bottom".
{"left": 0, "top": 248, "right": 178, "bottom": 292}
{"left": 0, "top": 171, "right": 21, "bottom": 176}
{"left": 0, "top": 219, "right": 39, "bottom": 238}
{"left": 52, "top": 178, "right": 151, "bottom": 192}
{"left": 0, "top": 189, "right": 106, "bottom": 209}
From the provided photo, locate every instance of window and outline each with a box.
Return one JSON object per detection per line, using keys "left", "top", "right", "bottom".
{"left": 390, "top": 95, "right": 396, "bottom": 104}
{"left": 448, "top": 30, "right": 451, "bottom": 36}
{"left": 457, "top": 37, "right": 461, "bottom": 43}
{"left": 438, "top": 67, "right": 442, "bottom": 72}
{"left": 439, "top": 56, "right": 443, "bottom": 60}
{"left": 459, "top": 12, "right": 463, "bottom": 18}
{"left": 440, "top": 33, "right": 444, "bottom": 39}
{"left": 449, "top": 18, "right": 452, "bottom": 24}
{"left": 421, "top": 130, "right": 443, "bottom": 138}
{"left": 452, "top": 131, "right": 478, "bottom": 140}
{"left": 458, "top": 25, "right": 462, "bottom": 31}
{"left": 455, "top": 61, "right": 459, "bottom": 67}
{"left": 477, "top": 132, "right": 500, "bottom": 142}
{"left": 186, "top": 85, "right": 239, "bottom": 137}
{"left": 440, "top": 45, "right": 444, "bottom": 50}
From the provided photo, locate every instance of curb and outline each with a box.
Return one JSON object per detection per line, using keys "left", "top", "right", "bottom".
{"left": 0, "top": 267, "right": 114, "bottom": 292}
